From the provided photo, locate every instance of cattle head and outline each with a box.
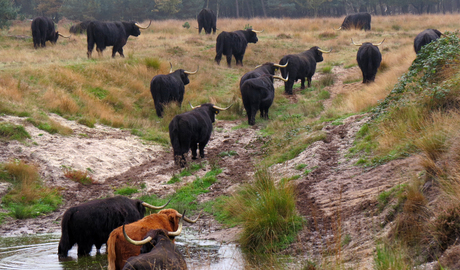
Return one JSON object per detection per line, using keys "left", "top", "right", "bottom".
{"left": 351, "top": 38, "right": 385, "bottom": 47}
{"left": 123, "top": 210, "right": 184, "bottom": 253}
{"left": 169, "top": 62, "right": 199, "bottom": 86}
{"left": 311, "top": 46, "right": 332, "bottom": 62}
{"left": 245, "top": 29, "right": 263, "bottom": 44}
{"left": 189, "top": 103, "right": 233, "bottom": 123}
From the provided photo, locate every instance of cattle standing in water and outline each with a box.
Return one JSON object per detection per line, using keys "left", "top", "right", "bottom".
{"left": 353, "top": 39, "right": 384, "bottom": 83}
{"left": 241, "top": 74, "right": 288, "bottom": 125}
{"left": 58, "top": 196, "right": 170, "bottom": 258}
{"left": 121, "top": 218, "right": 187, "bottom": 270}
{"left": 169, "top": 103, "right": 232, "bottom": 167}
{"left": 150, "top": 63, "right": 198, "bottom": 118}
{"left": 414, "top": 29, "right": 442, "bottom": 54}
{"left": 239, "top": 62, "right": 288, "bottom": 88}
{"left": 197, "top": 8, "right": 216, "bottom": 34}
{"left": 108, "top": 209, "right": 199, "bottom": 270}
{"left": 31, "top": 17, "right": 69, "bottom": 49}
{"left": 336, "top": 12, "right": 371, "bottom": 31}
{"left": 215, "top": 29, "right": 263, "bottom": 67}
{"left": 86, "top": 20, "right": 151, "bottom": 58}
{"left": 69, "top": 20, "right": 91, "bottom": 35}
{"left": 279, "top": 46, "right": 331, "bottom": 95}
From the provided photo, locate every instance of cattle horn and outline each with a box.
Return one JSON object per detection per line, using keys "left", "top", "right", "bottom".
{"left": 142, "top": 198, "right": 171, "bottom": 210}
{"left": 351, "top": 39, "right": 362, "bottom": 46}
{"left": 135, "top": 20, "right": 151, "bottom": 29}
{"left": 318, "top": 48, "right": 332, "bottom": 53}
{"left": 373, "top": 38, "right": 385, "bottom": 46}
{"left": 184, "top": 66, "right": 199, "bottom": 75}
{"left": 169, "top": 62, "right": 173, "bottom": 73}
{"left": 123, "top": 224, "right": 152, "bottom": 246}
{"left": 178, "top": 210, "right": 202, "bottom": 223}
{"left": 251, "top": 29, "right": 264, "bottom": 33}
{"left": 335, "top": 26, "right": 342, "bottom": 31}
{"left": 58, "top": 33, "right": 71, "bottom": 38}
{"left": 273, "top": 61, "right": 288, "bottom": 68}
{"left": 168, "top": 210, "right": 185, "bottom": 236}
{"left": 189, "top": 102, "right": 201, "bottom": 109}
{"left": 212, "top": 104, "right": 233, "bottom": 111}
{"left": 273, "top": 74, "right": 289, "bottom": 82}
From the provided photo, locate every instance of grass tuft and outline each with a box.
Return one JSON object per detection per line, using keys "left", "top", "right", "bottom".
{"left": 0, "top": 123, "right": 30, "bottom": 141}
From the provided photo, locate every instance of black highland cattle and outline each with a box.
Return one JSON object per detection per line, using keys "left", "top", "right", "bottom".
{"left": 215, "top": 29, "right": 263, "bottom": 67}
{"left": 150, "top": 64, "right": 198, "bottom": 118}
{"left": 58, "top": 196, "right": 169, "bottom": 258}
{"left": 121, "top": 217, "right": 187, "bottom": 270}
{"left": 197, "top": 8, "right": 217, "bottom": 34}
{"left": 169, "top": 103, "right": 232, "bottom": 167}
{"left": 70, "top": 20, "right": 91, "bottom": 35}
{"left": 414, "top": 29, "right": 442, "bottom": 54}
{"left": 31, "top": 17, "right": 69, "bottom": 49}
{"left": 353, "top": 38, "right": 384, "bottom": 83}
{"left": 86, "top": 20, "right": 151, "bottom": 58}
{"left": 239, "top": 62, "right": 288, "bottom": 88}
{"left": 279, "top": 46, "right": 331, "bottom": 95}
{"left": 241, "top": 74, "right": 288, "bottom": 126}
{"left": 336, "top": 12, "right": 371, "bottom": 31}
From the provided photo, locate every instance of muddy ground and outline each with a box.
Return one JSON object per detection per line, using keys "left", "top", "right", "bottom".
{"left": 0, "top": 67, "right": 422, "bottom": 268}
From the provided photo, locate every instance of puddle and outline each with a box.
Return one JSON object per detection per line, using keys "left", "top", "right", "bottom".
{"left": 0, "top": 228, "right": 243, "bottom": 269}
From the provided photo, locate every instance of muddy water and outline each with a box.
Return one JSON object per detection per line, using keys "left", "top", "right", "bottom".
{"left": 0, "top": 229, "right": 243, "bottom": 270}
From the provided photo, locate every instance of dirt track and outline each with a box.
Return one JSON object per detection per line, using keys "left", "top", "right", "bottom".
{"left": 0, "top": 66, "right": 422, "bottom": 268}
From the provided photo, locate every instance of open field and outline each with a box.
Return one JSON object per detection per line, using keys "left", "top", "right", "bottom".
{"left": 1, "top": 13, "right": 460, "bottom": 269}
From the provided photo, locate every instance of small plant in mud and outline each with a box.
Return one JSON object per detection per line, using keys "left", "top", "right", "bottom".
{"left": 62, "top": 166, "right": 95, "bottom": 185}
{"left": 217, "top": 150, "right": 238, "bottom": 157}
{"left": 0, "top": 123, "right": 30, "bottom": 142}
{"left": 141, "top": 166, "right": 222, "bottom": 213}
{"left": 220, "top": 168, "right": 304, "bottom": 253}
{"left": 1, "top": 160, "right": 62, "bottom": 219}
{"left": 114, "top": 185, "right": 138, "bottom": 196}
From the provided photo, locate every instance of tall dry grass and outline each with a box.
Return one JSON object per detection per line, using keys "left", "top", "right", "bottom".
{"left": 1, "top": 14, "right": 460, "bottom": 143}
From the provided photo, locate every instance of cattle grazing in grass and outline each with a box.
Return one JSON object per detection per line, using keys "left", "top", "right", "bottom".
{"left": 279, "top": 46, "right": 331, "bottom": 95}
{"left": 352, "top": 38, "right": 384, "bottom": 83}
{"left": 241, "top": 74, "right": 288, "bottom": 126}
{"left": 57, "top": 196, "right": 170, "bottom": 258}
{"left": 215, "top": 28, "right": 263, "bottom": 67}
{"left": 336, "top": 12, "right": 371, "bottom": 31}
{"left": 86, "top": 20, "right": 151, "bottom": 58}
{"left": 414, "top": 29, "right": 442, "bottom": 54}
{"left": 31, "top": 17, "right": 69, "bottom": 49}
{"left": 169, "top": 103, "right": 232, "bottom": 167}
{"left": 197, "top": 8, "right": 217, "bottom": 35}
{"left": 107, "top": 209, "right": 200, "bottom": 270}
{"left": 150, "top": 63, "right": 199, "bottom": 118}
{"left": 69, "top": 20, "right": 91, "bottom": 35}
{"left": 121, "top": 217, "right": 187, "bottom": 270}
{"left": 239, "top": 62, "right": 288, "bottom": 88}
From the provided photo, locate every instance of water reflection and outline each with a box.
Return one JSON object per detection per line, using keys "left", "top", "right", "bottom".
{"left": 0, "top": 228, "right": 243, "bottom": 270}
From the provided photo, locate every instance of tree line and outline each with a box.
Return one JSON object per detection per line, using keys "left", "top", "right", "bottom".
{"left": 1, "top": 0, "right": 459, "bottom": 27}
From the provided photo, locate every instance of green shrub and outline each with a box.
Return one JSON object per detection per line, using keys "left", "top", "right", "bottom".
{"left": 222, "top": 168, "right": 304, "bottom": 253}
{"left": 115, "top": 186, "right": 139, "bottom": 196}
{"left": 0, "top": 123, "right": 30, "bottom": 141}
{"left": 145, "top": 57, "right": 161, "bottom": 69}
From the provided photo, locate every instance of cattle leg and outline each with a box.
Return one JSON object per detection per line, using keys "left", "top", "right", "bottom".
{"left": 284, "top": 80, "right": 294, "bottom": 95}
{"left": 191, "top": 144, "right": 198, "bottom": 159}
{"left": 300, "top": 78, "right": 306, "bottom": 89}
{"left": 307, "top": 77, "right": 312, "bottom": 88}
{"left": 77, "top": 243, "right": 92, "bottom": 257}
{"left": 226, "top": 54, "right": 233, "bottom": 68}
{"left": 199, "top": 143, "right": 206, "bottom": 158}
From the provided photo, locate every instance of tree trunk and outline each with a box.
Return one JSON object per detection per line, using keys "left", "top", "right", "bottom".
{"left": 235, "top": 0, "right": 239, "bottom": 17}
{"left": 260, "top": 0, "right": 267, "bottom": 17}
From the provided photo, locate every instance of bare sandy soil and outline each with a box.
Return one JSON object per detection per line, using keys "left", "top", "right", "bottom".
{"left": 0, "top": 66, "right": 422, "bottom": 268}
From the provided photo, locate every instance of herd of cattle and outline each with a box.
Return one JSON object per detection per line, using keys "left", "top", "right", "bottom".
{"left": 24, "top": 12, "right": 446, "bottom": 268}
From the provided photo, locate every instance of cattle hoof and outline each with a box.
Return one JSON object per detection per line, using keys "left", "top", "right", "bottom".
{"left": 192, "top": 156, "right": 198, "bottom": 160}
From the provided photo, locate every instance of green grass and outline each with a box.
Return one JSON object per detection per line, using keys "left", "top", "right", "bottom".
{"left": 139, "top": 166, "right": 222, "bottom": 214}
{"left": 114, "top": 186, "right": 139, "bottom": 196}
{"left": 1, "top": 160, "right": 62, "bottom": 219}
{"left": 220, "top": 168, "right": 304, "bottom": 253}
{"left": 0, "top": 123, "right": 30, "bottom": 141}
